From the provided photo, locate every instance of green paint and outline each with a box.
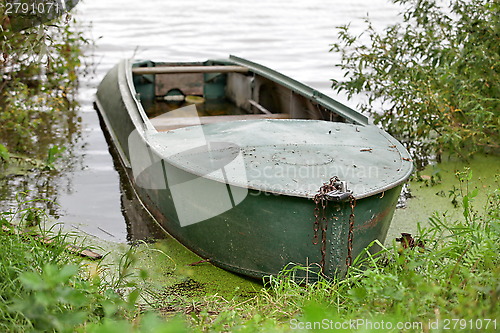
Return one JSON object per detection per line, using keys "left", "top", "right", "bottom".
{"left": 93, "top": 154, "right": 499, "bottom": 303}
{"left": 96, "top": 58, "right": 413, "bottom": 280}
{"left": 8, "top": 153, "right": 496, "bottom": 308}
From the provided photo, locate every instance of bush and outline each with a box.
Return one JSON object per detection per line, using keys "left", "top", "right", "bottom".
{"left": 331, "top": 0, "right": 499, "bottom": 166}
{"left": 0, "top": 4, "right": 86, "bottom": 156}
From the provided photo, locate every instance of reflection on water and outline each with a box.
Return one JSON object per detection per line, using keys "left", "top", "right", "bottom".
{"left": 0, "top": 103, "right": 83, "bottom": 221}
{"left": 106, "top": 130, "right": 168, "bottom": 243}
{"left": 1, "top": 0, "right": 401, "bottom": 242}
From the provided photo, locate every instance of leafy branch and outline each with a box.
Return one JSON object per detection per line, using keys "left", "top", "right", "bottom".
{"left": 331, "top": 0, "right": 499, "bottom": 167}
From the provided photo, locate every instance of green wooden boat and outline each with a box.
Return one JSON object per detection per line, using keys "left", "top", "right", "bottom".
{"left": 95, "top": 56, "right": 413, "bottom": 279}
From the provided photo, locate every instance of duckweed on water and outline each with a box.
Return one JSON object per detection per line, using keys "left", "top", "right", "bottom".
{"left": 388, "top": 154, "right": 500, "bottom": 242}
{"left": 0, "top": 0, "right": 498, "bottom": 330}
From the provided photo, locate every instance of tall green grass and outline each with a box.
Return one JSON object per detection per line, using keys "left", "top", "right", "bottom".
{"left": 1, "top": 170, "right": 498, "bottom": 332}
{"left": 0, "top": 198, "right": 170, "bottom": 332}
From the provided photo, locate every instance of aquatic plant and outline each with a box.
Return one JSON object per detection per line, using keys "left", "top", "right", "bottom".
{"left": 0, "top": 171, "right": 497, "bottom": 331}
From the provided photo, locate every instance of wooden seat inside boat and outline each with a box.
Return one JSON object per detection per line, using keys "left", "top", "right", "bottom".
{"left": 133, "top": 61, "right": 346, "bottom": 132}
{"left": 150, "top": 112, "right": 289, "bottom": 132}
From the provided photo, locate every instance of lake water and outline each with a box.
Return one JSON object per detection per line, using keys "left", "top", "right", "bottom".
{"left": 2, "top": 0, "right": 403, "bottom": 242}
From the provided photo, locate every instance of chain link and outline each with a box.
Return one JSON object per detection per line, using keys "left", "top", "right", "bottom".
{"left": 313, "top": 176, "right": 356, "bottom": 273}
{"left": 346, "top": 196, "right": 356, "bottom": 267}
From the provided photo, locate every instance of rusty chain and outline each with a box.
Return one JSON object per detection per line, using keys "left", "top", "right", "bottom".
{"left": 313, "top": 176, "right": 338, "bottom": 269}
{"left": 346, "top": 196, "right": 356, "bottom": 267}
{"left": 313, "top": 176, "right": 356, "bottom": 272}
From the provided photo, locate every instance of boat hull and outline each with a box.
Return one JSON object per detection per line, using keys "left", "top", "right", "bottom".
{"left": 96, "top": 58, "right": 409, "bottom": 279}
{"left": 132, "top": 167, "right": 401, "bottom": 278}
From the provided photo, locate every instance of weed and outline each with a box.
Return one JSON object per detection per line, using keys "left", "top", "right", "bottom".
{"left": 0, "top": 196, "right": 181, "bottom": 332}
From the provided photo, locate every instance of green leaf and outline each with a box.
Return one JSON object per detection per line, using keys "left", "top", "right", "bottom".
{"left": 127, "top": 288, "right": 140, "bottom": 306}
{"left": 0, "top": 144, "right": 10, "bottom": 163}
{"left": 19, "top": 271, "right": 46, "bottom": 291}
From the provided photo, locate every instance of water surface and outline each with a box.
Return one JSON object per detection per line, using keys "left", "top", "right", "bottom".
{"left": 3, "top": 0, "right": 402, "bottom": 242}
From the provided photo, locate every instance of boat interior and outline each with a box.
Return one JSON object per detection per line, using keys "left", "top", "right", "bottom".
{"left": 131, "top": 60, "right": 346, "bottom": 132}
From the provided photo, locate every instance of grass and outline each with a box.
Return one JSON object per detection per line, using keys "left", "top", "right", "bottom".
{"left": 0, "top": 168, "right": 498, "bottom": 332}
{"left": 172, "top": 168, "right": 498, "bottom": 332}
{"left": 0, "top": 203, "right": 130, "bottom": 332}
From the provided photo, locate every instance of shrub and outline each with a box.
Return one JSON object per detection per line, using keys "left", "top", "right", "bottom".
{"left": 331, "top": 0, "right": 499, "bottom": 166}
